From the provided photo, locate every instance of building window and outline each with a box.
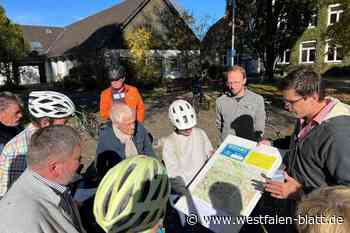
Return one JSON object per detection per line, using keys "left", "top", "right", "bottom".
{"left": 277, "top": 50, "right": 291, "bottom": 64}
{"left": 167, "top": 57, "right": 179, "bottom": 71}
{"left": 30, "top": 41, "right": 42, "bottom": 51}
{"left": 325, "top": 42, "right": 343, "bottom": 63}
{"left": 300, "top": 41, "right": 317, "bottom": 64}
{"left": 328, "top": 4, "right": 343, "bottom": 26}
{"left": 308, "top": 11, "right": 318, "bottom": 28}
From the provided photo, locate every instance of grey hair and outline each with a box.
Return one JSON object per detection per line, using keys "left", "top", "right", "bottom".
{"left": 0, "top": 92, "right": 22, "bottom": 112}
{"left": 27, "top": 125, "right": 81, "bottom": 167}
{"left": 110, "top": 102, "right": 135, "bottom": 123}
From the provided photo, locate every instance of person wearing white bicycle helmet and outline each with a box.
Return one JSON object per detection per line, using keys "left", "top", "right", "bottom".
{"left": 0, "top": 91, "right": 75, "bottom": 198}
{"left": 162, "top": 99, "right": 213, "bottom": 232}
{"left": 94, "top": 155, "right": 170, "bottom": 233}
{"left": 163, "top": 99, "right": 213, "bottom": 189}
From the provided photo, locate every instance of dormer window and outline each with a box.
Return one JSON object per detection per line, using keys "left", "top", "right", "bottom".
{"left": 328, "top": 4, "right": 343, "bottom": 26}
{"left": 30, "top": 41, "right": 43, "bottom": 51}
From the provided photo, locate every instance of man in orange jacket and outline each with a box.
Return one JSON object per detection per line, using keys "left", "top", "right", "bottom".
{"left": 100, "top": 66, "right": 145, "bottom": 122}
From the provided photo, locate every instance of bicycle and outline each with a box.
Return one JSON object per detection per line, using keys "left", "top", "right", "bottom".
{"left": 192, "top": 93, "right": 211, "bottom": 113}
{"left": 191, "top": 77, "right": 210, "bottom": 114}
{"left": 69, "top": 110, "right": 100, "bottom": 139}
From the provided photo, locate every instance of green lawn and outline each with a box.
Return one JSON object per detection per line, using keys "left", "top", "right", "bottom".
{"left": 249, "top": 82, "right": 350, "bottom": 105}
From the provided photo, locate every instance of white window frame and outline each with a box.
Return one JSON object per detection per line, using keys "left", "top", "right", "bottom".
{"left": 324, "top": 40, "right": 343, "bottom": 63}
{"left": 299, "top": 40, "right": 317, "bottom": 64}
{"left": 167, "top": 56, "right": 180, "bottom": 72}
{"left": 328, "top": 4, "right": 343, "bottom": 26}
{"left": 277, "top": 49, "right": 291, "bottom": 64}
{"left": 308, "top": 12, "right": 317, "bottom": 28}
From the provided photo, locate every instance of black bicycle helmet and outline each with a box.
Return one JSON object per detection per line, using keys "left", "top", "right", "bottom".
{"left": 108, "top": 66, "right": 126, "bottom": 82}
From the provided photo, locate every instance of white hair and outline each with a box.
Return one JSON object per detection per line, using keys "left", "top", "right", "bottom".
{"left": 110, "top": 103, "right": 135, "bottom": 123}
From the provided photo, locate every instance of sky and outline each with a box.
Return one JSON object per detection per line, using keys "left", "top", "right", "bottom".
{"left": 0, "top": 0, "right": 226, "bottom": 27}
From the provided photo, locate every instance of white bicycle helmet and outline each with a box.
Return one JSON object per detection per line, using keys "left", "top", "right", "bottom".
{"left": 94, "top": 155, "right": 170, "bottom": 233}
{"left": 168, "top": 99, "right": 197, "bottom": 130}
{"left": 28, "top": 91, "right": 75, "bottom": 118}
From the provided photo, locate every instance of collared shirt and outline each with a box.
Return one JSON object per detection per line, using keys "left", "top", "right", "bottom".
{"left": 32, "top": 170, "right": 67, "bottom": 194}
{"left": 0, "top": 123, "right": 38, "bottom": 197}
{"left": 298, "top": 98, "right": 337, "bottom": 139}
{"left": 31, "top": 170, "right": 83, "bottom": 232}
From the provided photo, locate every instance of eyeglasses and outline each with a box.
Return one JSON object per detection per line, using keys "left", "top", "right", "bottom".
{"left": 283, "top": 97, "right": 304, "bottom": 107}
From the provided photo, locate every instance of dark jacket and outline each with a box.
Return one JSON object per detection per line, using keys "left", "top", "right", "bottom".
{"left": 287, "top": 114, "right": 350, "bottom": 194}
{"left": 258, "top": 99, "right": 350, "bottom": 233}
{"left": 96, "top": 121, "right": 155, "bottom": 162}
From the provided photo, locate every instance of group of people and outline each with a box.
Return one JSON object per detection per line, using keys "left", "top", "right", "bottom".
{"left": 0, "top": 64, "right": 349, "bottom": 233}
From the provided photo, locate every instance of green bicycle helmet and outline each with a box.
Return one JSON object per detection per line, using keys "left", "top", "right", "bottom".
{"left": 94, "top": 155, "right": 170, "bottom": 233}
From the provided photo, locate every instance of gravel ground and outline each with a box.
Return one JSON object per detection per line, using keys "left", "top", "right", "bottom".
{"left": 76, "top": 90, "right": 297, "bottom": 172}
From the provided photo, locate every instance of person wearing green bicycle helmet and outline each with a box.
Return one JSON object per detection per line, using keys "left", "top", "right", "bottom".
{"left": 94, "top": 155, "right": 170, "bottom": 233}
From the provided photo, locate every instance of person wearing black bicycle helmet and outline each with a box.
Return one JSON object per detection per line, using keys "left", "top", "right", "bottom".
{"left": 100, "top": 65, "right": 145, "bottom": 123}
{"left": 0, "top": 91, "right": 75, "bottom": 198}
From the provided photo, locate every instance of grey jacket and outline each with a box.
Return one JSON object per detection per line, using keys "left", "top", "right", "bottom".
{"left": 96, "top": 121, "right": 155, "bottom": 160}
{"left": 216, "top": 89, "right": 265, "bottom": 141}
{"left": 0, "top": 169, "right": 85, "bottom": 233}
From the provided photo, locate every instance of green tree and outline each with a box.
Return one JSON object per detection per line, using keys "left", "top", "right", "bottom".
{"left": 124, "top": 26, "right": 162, "bottom": 87}
{"left": 0, "top": 6, "right": 29, "bottom": 85}
{"left": 324, "top": 0, "right": 350, "bottom": 56}
{"left": 152, "top": 9, "right": 201, "bottom": 79}
{"left": 124, "top": 6, "right": 201, "bottom": 84}
{"left": 240, "top": 0, "right": 317, "bottom": 80}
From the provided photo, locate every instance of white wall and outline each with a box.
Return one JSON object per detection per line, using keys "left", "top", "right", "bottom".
{"left": 46, "top": 59, "right": 72, "bottom": 82}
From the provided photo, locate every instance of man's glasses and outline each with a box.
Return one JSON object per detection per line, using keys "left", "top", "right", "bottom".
{"left": 283, "top": 97, "right": 304, "bottom": 107}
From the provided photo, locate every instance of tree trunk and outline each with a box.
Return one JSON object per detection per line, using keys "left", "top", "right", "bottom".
{"left": 12, "top": 62, "right": 20, "bottom": 85}
{"left": 264, "top": 0, "right": 275, "bottom": 81}
{"left": 265, "top": 47, "right": 275, "bottom": 81}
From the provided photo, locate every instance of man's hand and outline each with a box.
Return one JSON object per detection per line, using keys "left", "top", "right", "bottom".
{"left": 264, "top": 172, "right": 302, "bottom": 200}
{"left": 258, "top": 139, "right": 272, "bottom": 146}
